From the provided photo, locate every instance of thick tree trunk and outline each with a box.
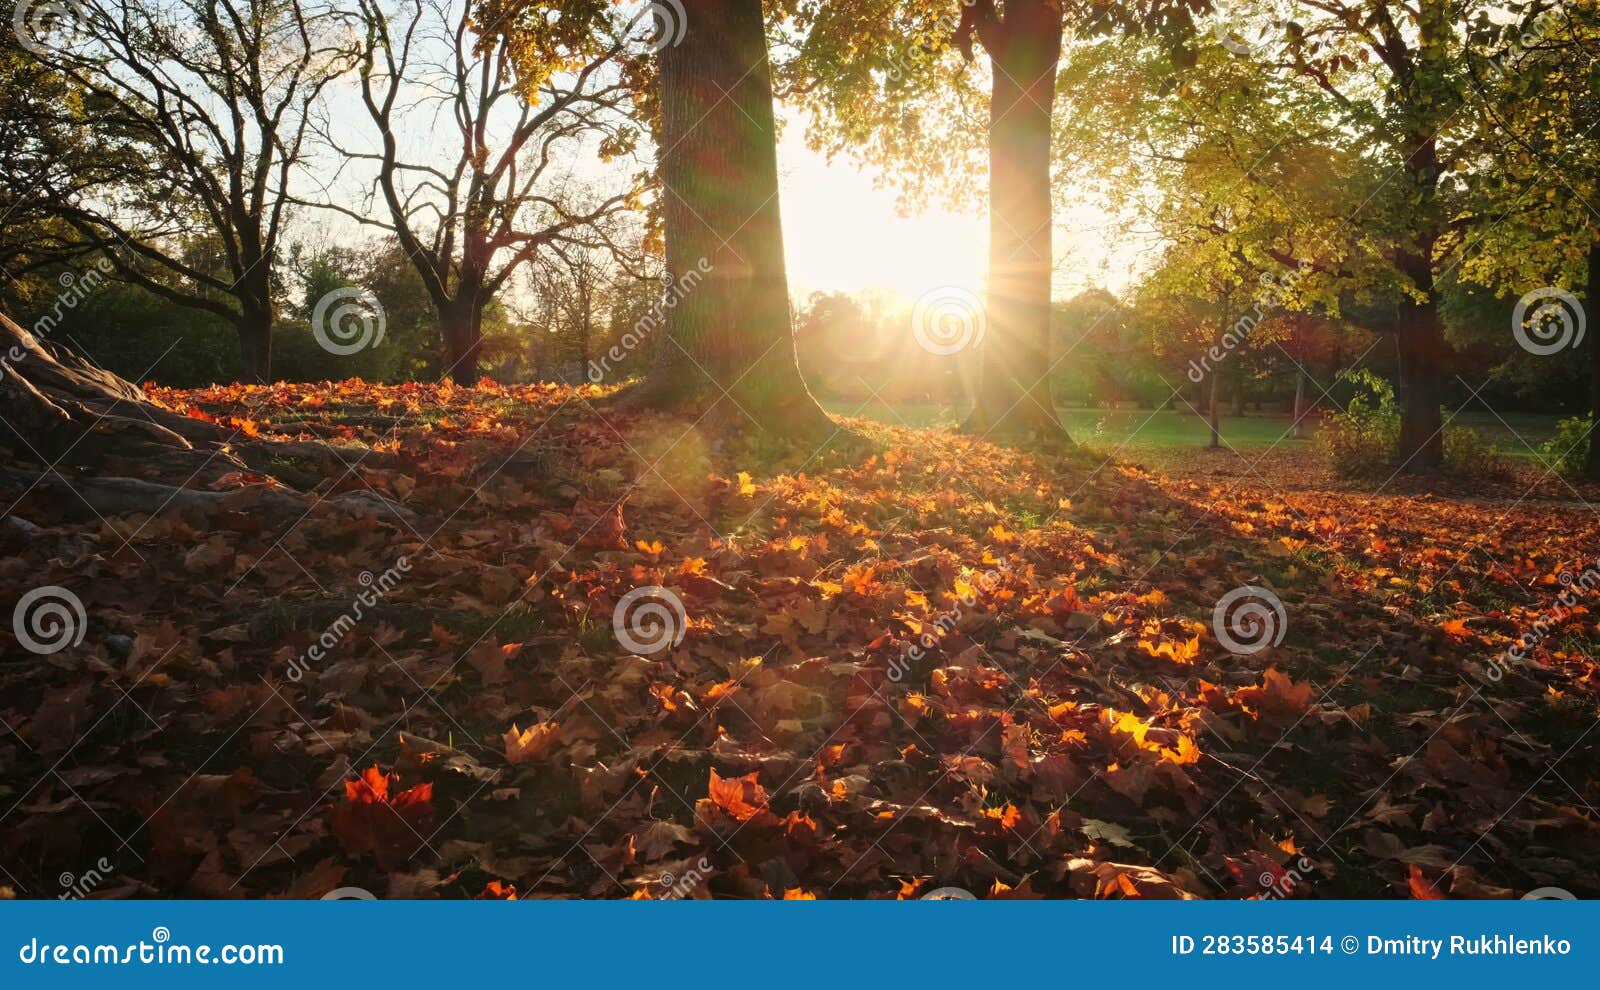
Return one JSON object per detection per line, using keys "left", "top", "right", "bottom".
{"left": 238, "top": 306, "right": 273, "bottom": 384}
{"left": 636, "top": 0, "right": 833, "bottom": 440}
{"left": 1394, "top": 312, "right": 1446, "bottom": 472}
{"left": 1394, "top": 118, "right": 1448, "bottom": 473}
{"left": 234, "top": 260, "right": 275, "bottom": 383}
{"left": 1585, "top": 236, "right": 1600, "bottom": 481}
{"left": 440, "top": 302, "right": 484, "bottom": 387}
{"left": 963, "top": 0, "right": 1067, "bottom": 444}
{"left": 1393, "top": 246, "right": 1447, "bottom": 473}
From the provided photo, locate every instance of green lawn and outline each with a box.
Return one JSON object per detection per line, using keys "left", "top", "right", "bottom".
{"left": 822, "top": 400, "right": 1565, "bottom": 459}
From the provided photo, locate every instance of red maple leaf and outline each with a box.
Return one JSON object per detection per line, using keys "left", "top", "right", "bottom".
{"left": 329, "top": 765, "right": 435, "bottom": 870}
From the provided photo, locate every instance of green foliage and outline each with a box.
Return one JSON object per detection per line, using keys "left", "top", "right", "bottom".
{"left": 1455, "top": 3, "right": 1600, "bottom": 298}
{"left": 1538, "top": 415, "right": 1595, "bottom": 478}
{"left": 0, "top": 33, "right": 86, "bottom": 301}
{"left": 1052, "top": 290, "right": 1168, "bottom": 408}
{"left": 1440, "top": 280, "right": 1589, "bottom": 410}
{"left": 282, "top": 241, "right": 445, "bottom": 384}
{"left": 1317, "top": 369, "right": 1522, "bottom": 479}
{"left": 1316, "top": 369, "right": 1400, "bottom": 477}
{"left": 14, "top": 279, "right": 238, "bottom": 386}
{"left": 271, "top": 320, "right": 390, "bottom": 384}
{"left": 1442, "top": 426, "right": 1515, "bottom": 480}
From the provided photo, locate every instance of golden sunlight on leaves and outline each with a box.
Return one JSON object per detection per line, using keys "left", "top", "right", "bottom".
{"left": 8, "top": 371, "right": 1597, "bottom": 902}
{"left": 705, "top": 770, "right": 770, "bottom": 822}
{"left": 1136, "top": 634, "right": 1202, "bottom": 664}
{"left": 503, "top": 722, "right": 562, "bottom": 765}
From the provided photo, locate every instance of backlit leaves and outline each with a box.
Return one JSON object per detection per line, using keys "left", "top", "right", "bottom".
{"left": 3, "top": 380, "right": 1595, "bottom": 900}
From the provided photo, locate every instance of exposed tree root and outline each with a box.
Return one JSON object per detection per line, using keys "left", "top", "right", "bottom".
{"left": 0, "top": 469, "right": 418, "bottom": 527}
{"left": 1, "top": 313, "right": 416, "bottom": 523}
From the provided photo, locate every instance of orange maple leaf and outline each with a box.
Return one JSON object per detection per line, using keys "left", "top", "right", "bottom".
{"left": 1234, "top": 668, "right": 1315, "bottom": 721}
{"left": 1107, "top": 710, "right": 1201, "bottom": 765}
{"left": 707, "top": 769, "right": 768, "bottom": 821}
{"left": 981, "top": 804, "right": 1022, "bottom": 829}
{"left": 503, "top": 721, "right": 561, "bottom": 764}
{"left": 1137, "top": 635, "right": 1202, "bottom": 664}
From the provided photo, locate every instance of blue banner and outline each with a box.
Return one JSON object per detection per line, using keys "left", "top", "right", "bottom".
{"left": 2, "top": 900, "right": 1591, "bottom": 987}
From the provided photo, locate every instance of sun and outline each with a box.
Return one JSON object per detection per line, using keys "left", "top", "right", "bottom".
{"left": 776, "top": 122, "right": 986, "bottom": 304}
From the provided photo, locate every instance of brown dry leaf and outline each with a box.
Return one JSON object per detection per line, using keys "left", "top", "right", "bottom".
{"left": 633, "top": 820, "right": 697, "bottom": 861}
{"left": 468, "top": 638, "right": 522, "bottom": 686}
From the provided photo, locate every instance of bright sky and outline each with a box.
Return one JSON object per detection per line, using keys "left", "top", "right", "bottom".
{"left": 305, "top": 6, "right": 1143, "bottom": 312}
{"left": 773, "top": 114, "right": 1143, "bottom": 306}
{"left": 774, "top": 123, "right": 987, "bottom": 302}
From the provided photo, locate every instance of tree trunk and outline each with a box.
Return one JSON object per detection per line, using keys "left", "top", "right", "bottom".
{"left": 1394, "top": 312, "right": 1446, "bottom": 472}
{"left": 1393, "top": 246, "right": 1447, "bottom": 473}
{"left": 1585, "top": 236, "right": 1600, "bottom": 481}
{"left": 964, "top": 0, "right": 1068, "bottom": 444}
{"left": 578, "top": 293, "right": 592, "bottom": 383}
{"left": 441, "top": 302, "right": 483, "bottom": 387}
{"left": 1394, "top": 112, "right": 1448, "bottom": 473}
{"left": 1292, "top": 370, "right": 1308, "bottom": 439}
{"left": 1207, "top": 372, "right": 1221, "bottom": 450}
{"left": 635, "top": 0, "right": 833, "bottom": 440}
{"left": 238, "top": 306, "right": 273, "bottom": 384}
